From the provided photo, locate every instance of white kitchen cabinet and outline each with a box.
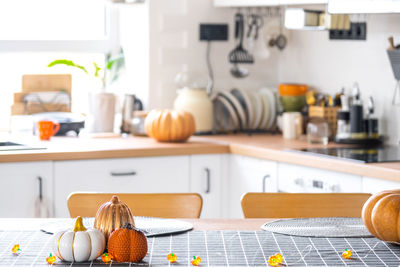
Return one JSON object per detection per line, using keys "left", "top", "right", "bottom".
{"left": 227, "top": 155, "right": 278, "bottom": 218}
{"left": 0, "top": 161, "right": 53, "bottom": 218}
{"left": 190, "top": 154, "right": 226, "bottom": 218}
{"left": 362, "top": 177, "right": 400, "bottom": 194}
{"left": 214, "top": 0, "right": 327, "bottom": 7}
{"left": 54, "top": 156, "right": 190, "bottom": 217}
{"left": 278, "top": 163, "right": 362, "bottom": 193}
{"left": 328, "top": 0, "right": 400, "bottom": 14}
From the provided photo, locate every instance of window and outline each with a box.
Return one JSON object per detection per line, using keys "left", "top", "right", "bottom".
{"left": 0, "top": 0, "right": 120, "bottom": 131}
{"left": 0, "top": 0, "right": 108, "bottom": 41}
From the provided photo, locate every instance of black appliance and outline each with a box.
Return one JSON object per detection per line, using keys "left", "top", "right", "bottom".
{"left": 295, "top": 146, "right": 400, "bottom": 163}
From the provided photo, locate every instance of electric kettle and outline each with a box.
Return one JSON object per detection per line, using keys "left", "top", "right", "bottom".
{"left": 120, "top": 94, "right": 143, "bottom": 134}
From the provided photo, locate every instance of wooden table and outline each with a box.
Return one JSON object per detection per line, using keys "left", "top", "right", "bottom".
{"left": 0, "top": 218, "right": 397, "bottom": 266}
{"left": 184, "top": 218, "right": 272, "bottom": 230}
{"left": 0, "top": 218, "right": 270, "bottom": 231}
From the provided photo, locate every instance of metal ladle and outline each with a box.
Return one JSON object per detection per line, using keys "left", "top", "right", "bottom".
{"left": 230, "top": 63, "right": 249, "bottom": 78}
{"left": 275, "top": 9, "right": 287, "bottom": 50}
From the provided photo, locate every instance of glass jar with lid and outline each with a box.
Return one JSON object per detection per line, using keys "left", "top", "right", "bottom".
{"left": 307, "top": 117, "right": 330, "bottom": 145}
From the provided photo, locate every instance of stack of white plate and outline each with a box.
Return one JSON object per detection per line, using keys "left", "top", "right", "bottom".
{"left": 212, "top": 88, "right": 277, "bottom": 133}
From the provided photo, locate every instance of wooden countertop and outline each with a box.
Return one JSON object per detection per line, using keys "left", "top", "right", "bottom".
{"left": 0, "top": 135, "right": 229, "bottom": 162}
{"left": 1, "top": 133, "right": 399, "bottom": 181}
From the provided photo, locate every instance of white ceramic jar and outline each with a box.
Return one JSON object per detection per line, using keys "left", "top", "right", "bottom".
{"left": 173, "top": 87, "right": 213, "bottom": 133}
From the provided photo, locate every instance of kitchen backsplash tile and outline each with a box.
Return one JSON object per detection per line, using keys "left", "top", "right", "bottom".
{"left": 121, "top": 0, "right": 279, "bottom": 110}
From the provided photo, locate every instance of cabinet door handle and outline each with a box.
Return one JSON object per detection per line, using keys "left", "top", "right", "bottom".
{"left": 262, "top": 175, "right": 270, "bottom": 193}
{"left": 204, "top": 168, "right": 211, "bottom": 194}
{"left": 37, "top": 176, "right": 43, "bottom": 201}
{"left": 110, "top": 171, "right": 137, "bottom": 177}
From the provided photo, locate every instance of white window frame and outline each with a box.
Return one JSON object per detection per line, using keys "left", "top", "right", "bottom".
{"left": 0, "top": 3, "right": 120, "bottom": 53}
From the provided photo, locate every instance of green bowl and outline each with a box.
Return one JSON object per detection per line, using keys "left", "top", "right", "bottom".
{"left": 280, "top": 95, "right": 306, "bottom": 112}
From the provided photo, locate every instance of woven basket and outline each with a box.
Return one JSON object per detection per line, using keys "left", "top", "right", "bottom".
{"left": 387, "top": 49, "right": 400, "bottom": 80}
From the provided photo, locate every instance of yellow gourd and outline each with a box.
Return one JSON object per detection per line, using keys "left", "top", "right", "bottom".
{"left": 144, "top": 109, "right": 195, "bottom": 142}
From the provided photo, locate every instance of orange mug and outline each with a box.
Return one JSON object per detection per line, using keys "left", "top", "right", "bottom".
{"left": 36, "top": 121, "right": 60, "bottom": 141}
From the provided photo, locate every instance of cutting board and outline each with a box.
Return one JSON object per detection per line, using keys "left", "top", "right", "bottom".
{"left": 22, "top": 74, "right": 72, "bottom": 94}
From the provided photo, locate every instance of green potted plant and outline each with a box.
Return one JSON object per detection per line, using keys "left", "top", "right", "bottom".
{"left": 48, "top": 50, "right": 125, "bottom": 133}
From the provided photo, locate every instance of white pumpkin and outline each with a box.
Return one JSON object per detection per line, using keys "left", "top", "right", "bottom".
{"left": 52, "top": 216, "right": 105, "bottom": 262}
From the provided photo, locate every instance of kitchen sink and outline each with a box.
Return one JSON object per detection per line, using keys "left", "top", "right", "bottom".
{"left": 0, "top": 141, "right": 45, "bottom": 151}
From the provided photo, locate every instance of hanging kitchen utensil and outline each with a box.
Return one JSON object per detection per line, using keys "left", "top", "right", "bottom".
{"left": 253, "top": 12, "right": 270, "bottom": 60}
{"left": 230, "top": 12, "right": 250, "bottom": 78}
{"left": 230, "top": 63, "right": 249, "bottom": 78}
{"left": 247, "top": 13, "right": 263, "bottom": 54}
{"left": 229, "top": 13, "right": 254, "bottom": 64}
{"left": 275, "top": 9, "right": 287, "bottom": 50}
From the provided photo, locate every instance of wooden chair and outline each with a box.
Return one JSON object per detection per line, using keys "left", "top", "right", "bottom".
{"left": 241, "top": 193, "right": 372, "bottom": 218}
{"left": 68, "top": 193, "right": 203, "bottom": 218}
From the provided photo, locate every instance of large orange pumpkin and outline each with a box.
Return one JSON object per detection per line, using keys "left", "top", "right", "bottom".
{"left": 144, "top": 109, "right": 195, "bottom": 142}
{"left": 107, "top": 222, "right": 148, "bottom": 262}
{"left": 94, "top": 195, "right": 135, "bottom": 242}
{"left": 362, "top": 190, "right": 400, "bottom": 242}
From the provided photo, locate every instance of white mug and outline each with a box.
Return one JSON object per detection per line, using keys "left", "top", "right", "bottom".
{"left": 282, "top": 112, "right": 302, "bottom": 139}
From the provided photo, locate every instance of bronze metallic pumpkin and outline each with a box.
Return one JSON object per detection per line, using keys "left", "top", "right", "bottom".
{"left": 94, "top": 195, "right": 135, "bottom": 242}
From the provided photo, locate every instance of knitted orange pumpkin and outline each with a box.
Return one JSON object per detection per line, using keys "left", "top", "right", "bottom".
{"left": 144, "top": 109, "right": 195, "bottom": 142}
{"left": 94, "top": 195, "right": 135, "bottom": 242}
{"left": 107, "top": 222, "right": 148, "bottom": 262}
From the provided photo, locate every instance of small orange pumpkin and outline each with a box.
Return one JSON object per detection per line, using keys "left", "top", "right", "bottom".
{"left": 107, "top": 222, "right": 148, "bottom": 263}
{"left": 144, "top": 109, "right": 195, "bottom": 142}
{"left": 94, "top": 195, "right": 135, "bottom": 242}
{"left": 101, "top": 252, "right": 112, "bottom": 263}
{"left": 362, "top": 189, "right": 400, "bottom": 242}
{"left": 46, "top": 253, "right": 57, "bottom": 264}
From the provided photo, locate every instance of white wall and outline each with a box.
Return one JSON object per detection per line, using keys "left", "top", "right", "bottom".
{"left": 121, "top": 2, "right": 400, "bottom": 144}
{"left": 279, "top": 14, "right": 400, "bottom": 145}
{"left": 120, "top": 0, "right": 280, "bottom": 109}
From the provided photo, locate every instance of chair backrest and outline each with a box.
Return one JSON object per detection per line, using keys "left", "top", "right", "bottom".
{"left": 68, "top": 193, "right": 203, "bottom": 218}
{"left": 241, "top": 193, "right": 372, "bottom": 218}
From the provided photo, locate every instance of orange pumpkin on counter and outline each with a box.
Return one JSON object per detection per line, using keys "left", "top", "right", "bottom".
{"left": 107, "top": 222, "right": 148, "bottom": 263}
{"left": 362, "top": 189, "right": 400, "bottom": 242}
{"left": 144, "top": 109, "right": 195, "bottom": 142}
{"left": 94, "top": 195, "right": 135, "bottom": 242}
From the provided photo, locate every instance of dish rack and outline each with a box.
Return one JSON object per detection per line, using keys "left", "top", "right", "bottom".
{"left": 308, "top": 106, "right": 340, "bottom": 135}
{"left": 387, "top": 49, "right": 400, "bottom": 105}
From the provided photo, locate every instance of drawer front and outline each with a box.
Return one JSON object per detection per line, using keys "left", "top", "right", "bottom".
{"left": 362, "top": 176, "right": 400, "bottom": 193}
{"left": 54, "top": 156, "right": 190, "bottom": 217}
{"left": 278, "top": 163, "right": 362, "bottom": 193}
